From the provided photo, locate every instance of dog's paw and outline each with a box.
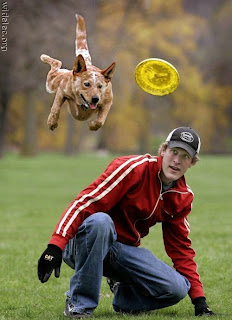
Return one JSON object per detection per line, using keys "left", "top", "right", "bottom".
{"left": 47, "top": 115, "right": 58, "bottom": 131}
{"left": 48, "top": 123, "right": 58, "bottom": 131}
{"left": 88, "top": 120, "right": 103, "bottom": 131}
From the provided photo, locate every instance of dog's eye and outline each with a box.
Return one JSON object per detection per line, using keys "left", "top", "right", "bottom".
{"left": 84, "top": 82, "right": 90, "bottom": 87}
{"left": 98, "top": 84, "right": 102, "bottom": 89}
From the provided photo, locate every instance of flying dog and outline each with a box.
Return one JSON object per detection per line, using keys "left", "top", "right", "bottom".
{"left": 41, "top": 14, "right": 116, "bottom": 131}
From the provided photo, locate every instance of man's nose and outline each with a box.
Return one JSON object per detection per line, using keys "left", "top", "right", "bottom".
{"left": 173, "top": 155, "right": 181, "bottom": 164}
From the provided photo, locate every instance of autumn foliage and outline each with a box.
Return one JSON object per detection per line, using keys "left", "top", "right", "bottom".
{"left": 2, "top": 0, "right": 232, "bottom": 155}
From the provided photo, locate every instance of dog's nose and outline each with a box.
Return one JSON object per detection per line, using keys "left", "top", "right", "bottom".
{"left": 91, "top": 96, "right": 99, "bottom": 104}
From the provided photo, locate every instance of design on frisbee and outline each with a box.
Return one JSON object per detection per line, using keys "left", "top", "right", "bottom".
{"left": 135, "top": 58, "right": 180, "bottom": 96}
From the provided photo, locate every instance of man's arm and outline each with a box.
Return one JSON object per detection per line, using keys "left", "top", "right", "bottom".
{"left": 162, "top": 214, "right": 204, "bottom": 299}
{"left": 162, "top": 215, "right": 215, "bottom": 316}
{"left": 49, "top": 155, "right": 145, "bottom": 250}
{"left": 37, "top": 154, "right": 147, "bottom": 283}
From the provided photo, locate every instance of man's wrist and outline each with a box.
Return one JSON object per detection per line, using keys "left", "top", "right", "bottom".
{"left": 192, "top": 296, "right": 206, "bottom": 305}
{"left": 47, "top": 244, "right": 62, "bottom": 253}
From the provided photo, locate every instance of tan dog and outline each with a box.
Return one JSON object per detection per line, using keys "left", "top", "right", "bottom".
{"left": 41, "top": 14, "right": 116, "bottom": 131}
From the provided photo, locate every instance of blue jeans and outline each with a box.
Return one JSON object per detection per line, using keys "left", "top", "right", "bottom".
{"left": 63, "top": 212, "right": 190, "bottom": 314}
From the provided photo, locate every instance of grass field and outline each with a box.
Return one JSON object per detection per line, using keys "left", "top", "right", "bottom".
{"left": 0, "top": 152, "right": 231, "bottom": 320}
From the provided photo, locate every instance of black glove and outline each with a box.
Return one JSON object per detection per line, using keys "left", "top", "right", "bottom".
{"left": 193, "top": 297, "right": 215, "bottom": 316}
{"left": 38, "top": 244, "right": 62, "bottom": 283}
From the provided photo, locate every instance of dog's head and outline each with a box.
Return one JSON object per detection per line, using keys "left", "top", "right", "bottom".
{"left": 72, "top": 55, "right": 116, "bottom": 110}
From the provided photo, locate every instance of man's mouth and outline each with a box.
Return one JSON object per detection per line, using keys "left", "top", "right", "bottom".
{"left": 169, "top": 166, "right": 180, "bottom": 172}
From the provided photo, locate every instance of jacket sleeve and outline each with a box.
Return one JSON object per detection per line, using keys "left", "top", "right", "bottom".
{"left": 162, "top": 210, "right": 205, "bottom": 300}
{"left": 49, "top": 155, "right": 143, "bottom": 250}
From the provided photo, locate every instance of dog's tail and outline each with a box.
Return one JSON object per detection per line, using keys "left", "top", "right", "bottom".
{"left": 75, "top": 14, "right": 92, "bottom": 66}
{"left": 40, "top": 54, "right": 62, "bottom": 69}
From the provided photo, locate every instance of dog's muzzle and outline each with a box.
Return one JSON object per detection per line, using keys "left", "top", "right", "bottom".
{"left": 80, "top": 94, "right": 99, "bottom": 111}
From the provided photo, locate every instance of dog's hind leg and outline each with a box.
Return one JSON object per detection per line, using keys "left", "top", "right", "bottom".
{"left": 47, "top": 87, "right": 65, "bottom": 130}
{"left": 40, "top": 54, "right": 62, "bottom": 70}
{"left": 75, "top": 14, "right": 92, "bottom": 66}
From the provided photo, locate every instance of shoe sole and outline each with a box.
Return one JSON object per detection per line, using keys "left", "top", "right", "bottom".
{"left": 63, "top": 310, "right": 91, "bottom": 318}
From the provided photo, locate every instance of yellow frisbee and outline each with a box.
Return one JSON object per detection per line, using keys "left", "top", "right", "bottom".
{"left": 134, "top": 58, "right": 180, "bottom": 96}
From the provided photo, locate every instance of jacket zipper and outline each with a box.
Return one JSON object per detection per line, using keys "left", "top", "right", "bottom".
{"left": 134, "top": 171, "right": 189, "bottom": 244}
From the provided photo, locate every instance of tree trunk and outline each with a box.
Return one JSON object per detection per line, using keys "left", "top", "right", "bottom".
{"left": 21, "top": 91, "right": 37, "bottom": 156}
{"left": 0, "top": 53, "right": 10, "bottom": 158}
{"left": 0, "top": 92, "right": 8, "bottom": 158}
{"left": 64, "top": 113, "right": 75, "bottom": 155}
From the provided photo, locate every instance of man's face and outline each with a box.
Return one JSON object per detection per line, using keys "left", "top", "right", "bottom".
{"left": 160, "top": 147, "right": 193, "bottom": 184}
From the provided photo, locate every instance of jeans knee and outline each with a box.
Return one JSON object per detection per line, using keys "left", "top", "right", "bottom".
{"left": 170, "top": 288, "right": 187, "bottom": 303}
{"left": 85, "top": 212, "right": 116, "bottom": 239}
{"left": 167, "top": 277, "right": 190, "bottom": 302}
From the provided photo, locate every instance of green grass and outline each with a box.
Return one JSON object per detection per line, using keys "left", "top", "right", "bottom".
{"left": 0, "top": 153, "right": 231, "bottom": 320}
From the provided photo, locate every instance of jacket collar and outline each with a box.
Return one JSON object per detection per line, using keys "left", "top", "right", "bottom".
{"left": 156, "top": 155, "right": 189, "bottom": 193}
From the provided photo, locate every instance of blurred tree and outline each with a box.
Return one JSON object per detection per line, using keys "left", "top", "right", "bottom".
{"left": 6, "top": 0, "right": 102, "bottom": 156}
{"left": 0, "top": 54, "right": 10, "bottom": 157}
{"left": 96, "top": 0, "right": 204, "bottom": 152}
{"left": 181, "top": 0, "right": 232, "bottom": 152}
{"left": 3, "top": 0, "right": 232, "bottom": 155}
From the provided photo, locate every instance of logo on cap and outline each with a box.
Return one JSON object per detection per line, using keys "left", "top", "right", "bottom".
{"left": 180, "top": 132, "right": 194, "bottom": 143}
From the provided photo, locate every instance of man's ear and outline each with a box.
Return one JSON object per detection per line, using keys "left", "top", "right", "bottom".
{"left": 160, "top": 147, "right": 166, "bottom": 157}
{"left": 101, "top": 62, "right": 116, "bottom": 81}
{"left": 189, "top": 160, "right": 196, "bottom": 168}
{"left": 73, "top": 55, "right": 87, "bottom": 75}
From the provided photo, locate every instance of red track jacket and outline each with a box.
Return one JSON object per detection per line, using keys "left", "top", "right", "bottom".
{"left": 49, "top": 154, "right": 204, "bottom": 300}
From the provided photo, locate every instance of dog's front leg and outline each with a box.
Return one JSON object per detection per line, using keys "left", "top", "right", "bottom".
{"left": 47, "top": 87, "right": 65, "bottom": 130}
{"left": 88, "top": 102, "right": 111, "bottom": 131}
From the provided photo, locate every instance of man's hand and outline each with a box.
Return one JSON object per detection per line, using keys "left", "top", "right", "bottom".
{"left": 37, "top": 244, "right": 62, "bottom": 283}
{"left": 193, "top": 297, "right": 215, "bottom": 316}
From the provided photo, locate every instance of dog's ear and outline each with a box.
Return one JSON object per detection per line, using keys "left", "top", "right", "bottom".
{"left": 101, "top": 62, "right": 116, "bottom": 81}
{"left": 73, "top": 55, "right": 87, "bottom": 75}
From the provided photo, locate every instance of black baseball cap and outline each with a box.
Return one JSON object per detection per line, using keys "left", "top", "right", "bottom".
{"left": 166, "top": 127, "right": 201, "bottom": 158}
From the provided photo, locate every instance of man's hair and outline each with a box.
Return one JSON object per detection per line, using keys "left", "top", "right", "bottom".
{"left": 158, "top": 142, "right": 200, "bottom": 165}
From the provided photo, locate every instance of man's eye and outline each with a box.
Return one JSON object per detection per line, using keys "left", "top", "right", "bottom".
{"left": 98, "top": 84, "right": 102, "bottom": 89}
{"left": 183, "top": 154, "right": 190, "bottom": 160}
{"left": 84, "top": 82, "right": 90, "bottom": 87}
{"left": 172, "top": 149, "right": 178, "bottom": 155}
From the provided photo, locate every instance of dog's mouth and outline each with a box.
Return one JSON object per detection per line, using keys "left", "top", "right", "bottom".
{"left": 89, "top": 104, "right": 98, "bottom": 110}
{"left": 80, "top": 94, "right": 99, "bottom": 111}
